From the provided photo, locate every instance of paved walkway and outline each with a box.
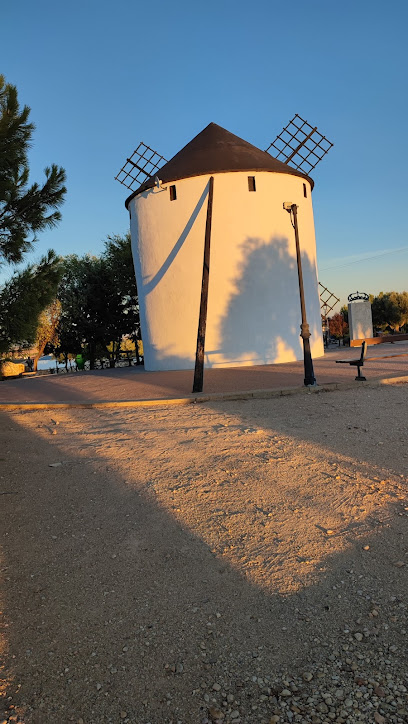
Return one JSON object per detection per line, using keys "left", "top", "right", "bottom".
{"left": 1, "top": 342, "right": 408, "bottom": 406}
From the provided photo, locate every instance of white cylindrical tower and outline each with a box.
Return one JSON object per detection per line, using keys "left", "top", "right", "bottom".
{"left": 126, "top": 123, "right": 324, "bottom": 371}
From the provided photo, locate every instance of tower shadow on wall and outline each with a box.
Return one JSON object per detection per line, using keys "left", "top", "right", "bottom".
{"left": 218, "top": 236, "right": 319, "bottom": 365}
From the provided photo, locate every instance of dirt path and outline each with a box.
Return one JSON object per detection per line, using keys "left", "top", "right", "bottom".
{"left": 1, "top": 384, "right": 407, "bottom": 723}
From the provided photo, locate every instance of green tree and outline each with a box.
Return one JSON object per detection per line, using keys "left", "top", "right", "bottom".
{"left": 0, "top": 250, "right": 62, "bottom": 353}
{"left": 102, "top": 232, "right": 140, "bottom": 364}
{"left": 54, "top": 260, "right": 84, "bottom": 369}
{"left": 371, "top": 292, "right": 401, "bottom": 331}
{"left": 388, "top": 291, "right": 408, "bottom": 331}
{"left": 56, "top": 254, "right": 98, "bottom": 367}
{"left": 340, "top": 305, "right": 348, "bottom": 324}
{"left": 0, "top": 75, "right": 66, "bottom": 264}
{"left": 56, "top": 235, "right": 140, "bottom": 369}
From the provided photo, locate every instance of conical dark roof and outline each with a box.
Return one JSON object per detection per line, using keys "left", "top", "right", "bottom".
{"left": 125, "top": 123, "right": 313, "bottom": 207}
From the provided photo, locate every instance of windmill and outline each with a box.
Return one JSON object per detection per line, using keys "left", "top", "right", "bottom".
{"left": 115, "top": 116, "right": 334, "bottom": 391}
{"left": 116, "top": 114, "right": 333, "bottom": 193}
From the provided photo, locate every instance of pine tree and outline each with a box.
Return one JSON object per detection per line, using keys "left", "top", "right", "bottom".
{"left": 0, "top": 75, "right": 67, "bottom": 264}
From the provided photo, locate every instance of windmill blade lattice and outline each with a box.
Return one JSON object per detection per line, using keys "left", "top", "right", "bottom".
{"left": 115, "top": 143, "right": 168, "bottom": 191}
{"left": 266, "top": 114, "right": 333, "bottom": 175}
{"left": 319, "top": 282, "right": 340, "bottom": 318}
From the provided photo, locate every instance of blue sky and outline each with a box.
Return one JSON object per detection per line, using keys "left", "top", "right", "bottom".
{"left": 1, "top": 0, "right": 407, "bottom": 307}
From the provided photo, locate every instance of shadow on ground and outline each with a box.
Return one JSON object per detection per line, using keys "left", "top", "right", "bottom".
{"left": 0, "top": 385, "right": 407, "bottom": 722}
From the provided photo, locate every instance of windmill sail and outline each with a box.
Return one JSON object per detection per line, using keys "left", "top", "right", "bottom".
{"left": 319, "top": 282, "right": 340, "bottom": 319}
{"left": 266, "top": 114, "right": 333, "bottom": 175}
{"left": 115, "top": 143, "right": 168, "bottom": 190}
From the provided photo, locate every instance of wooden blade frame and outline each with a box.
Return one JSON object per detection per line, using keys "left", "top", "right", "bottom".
{"left": 115, "top": 143, "right": 168, "bottom": 191}
{"left": 266, "top": 114, "right": 333, "bottom": 175}
{"left": 319, "top": 281, "right": 340, "bottom": 319}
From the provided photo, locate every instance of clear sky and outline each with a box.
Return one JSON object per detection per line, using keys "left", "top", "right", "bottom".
{"left": 2, "top": 0, "right": 407, "bottom": 308}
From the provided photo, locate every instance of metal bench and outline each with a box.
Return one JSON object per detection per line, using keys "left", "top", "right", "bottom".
{"left": 336, "top": 341, "right": 367, "bottom": 381}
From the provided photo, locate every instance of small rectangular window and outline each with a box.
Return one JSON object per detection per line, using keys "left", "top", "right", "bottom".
{"left": 303, "top": 183, "right": 307, "bottom": 198}
{"left": 248, "top": 176, "right": 256, "bottom": 192}
{"left": 169, "top": 185, "right": 177, "bottom": 201}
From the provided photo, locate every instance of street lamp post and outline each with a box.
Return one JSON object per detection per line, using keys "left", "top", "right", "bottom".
{"left": 284, "top": 202, "right": 317, "bottom": 387}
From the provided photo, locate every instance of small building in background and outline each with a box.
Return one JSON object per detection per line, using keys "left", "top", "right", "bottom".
{"left": 126, "top": 123, "right": 324, "bottom": 372}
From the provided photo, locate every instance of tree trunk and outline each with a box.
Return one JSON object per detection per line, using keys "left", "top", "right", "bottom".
{"left": 135, "top": 333, "right": 141, "bottom": 365}
{"left": 89, "top": 342, "right": 96, "bottom": 370}
{"left": 33, "top": 343, "right": 47, "bottom": 372}
{"left": 104, "top": 342, "right": 119, "bottom": 368}
{"left": 113, "top": 340, "right": 121, "bottom": 367}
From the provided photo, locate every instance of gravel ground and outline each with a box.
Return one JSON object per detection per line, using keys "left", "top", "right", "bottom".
{"left": 0, "top": 383, "right": 407, "bottom": 723}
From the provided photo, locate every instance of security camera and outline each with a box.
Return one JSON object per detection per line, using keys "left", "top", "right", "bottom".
{"left": 283, "top": 201, "right": 295, "bottom": 211}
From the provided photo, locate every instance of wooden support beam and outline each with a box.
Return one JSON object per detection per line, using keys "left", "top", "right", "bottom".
{"left": 192, "top": 176, "right": 214, "bottom": 393}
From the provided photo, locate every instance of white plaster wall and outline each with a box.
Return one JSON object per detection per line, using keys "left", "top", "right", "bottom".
{"left": 129, "top": 171, "right": 324, "bottom": 371}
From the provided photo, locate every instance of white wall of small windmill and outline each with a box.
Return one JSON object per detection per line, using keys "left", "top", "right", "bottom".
{"left": 128, "top": 171, "right": 324, "bottom": 371}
